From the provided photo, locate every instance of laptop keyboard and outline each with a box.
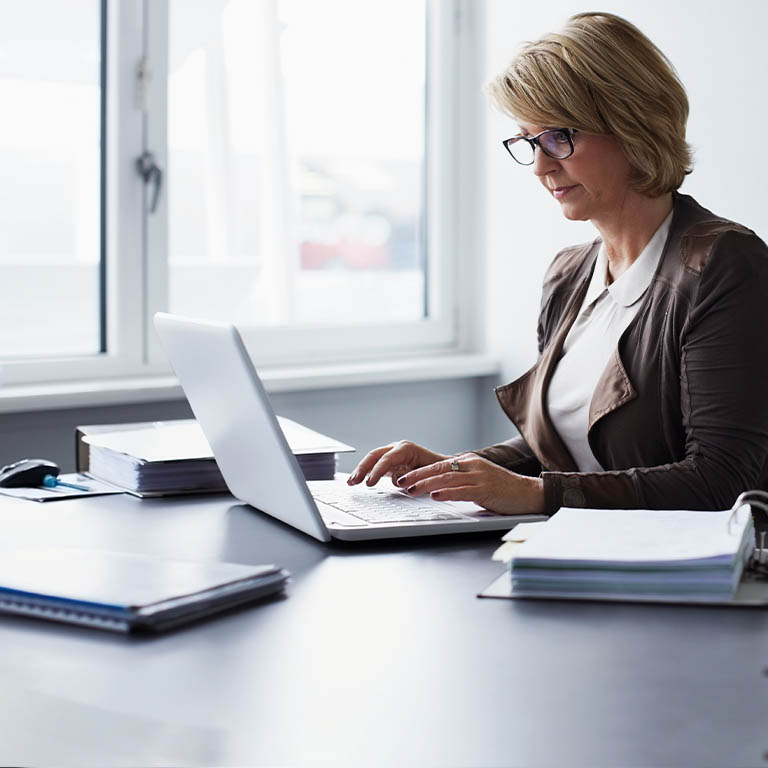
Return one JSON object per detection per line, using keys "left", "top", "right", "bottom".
{"left": 312, "top": 485, "right": 466, "bottom": 524}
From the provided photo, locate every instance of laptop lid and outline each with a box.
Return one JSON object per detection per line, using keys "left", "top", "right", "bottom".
{"left": 154, "top": 312, "right": 332, "bottom": 542}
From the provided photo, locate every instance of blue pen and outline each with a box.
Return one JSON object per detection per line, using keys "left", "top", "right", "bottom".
{"left": 42, "top": 474, "right": 91, "bottom": 492}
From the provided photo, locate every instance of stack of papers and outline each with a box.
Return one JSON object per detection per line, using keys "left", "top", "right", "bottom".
{"left": 505, "top": 507, "right": 755, "bottom": 602}
{"left": 82, "top": 418, "right": 354, "bottom": 496}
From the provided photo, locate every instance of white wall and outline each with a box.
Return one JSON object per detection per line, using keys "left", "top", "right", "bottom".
{"left": 482, "top": 0, "right": 768, "bottom": 443}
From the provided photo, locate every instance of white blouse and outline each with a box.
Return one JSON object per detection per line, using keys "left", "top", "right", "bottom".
{"left": 546, "top": 211, "right": 673, "bottom": 472}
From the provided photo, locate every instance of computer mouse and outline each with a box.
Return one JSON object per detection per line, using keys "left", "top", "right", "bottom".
{"left": 0, "top": 459, "right": 60, "bottom": 488}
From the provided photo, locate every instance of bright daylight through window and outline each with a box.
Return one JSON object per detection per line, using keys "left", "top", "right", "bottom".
{"left": 0, "top": 0, "right": 458, "bottom": 388}
{"left": 167, "top": 0, "right": 427, "bottom": 326}
{"left": 0, "top": 0, "right": 102, "bottom": 358}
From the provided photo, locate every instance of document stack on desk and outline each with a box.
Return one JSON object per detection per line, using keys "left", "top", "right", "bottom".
{"left": 490, "top": 506, "right": 756, "bottom": 603}
{"left": 77, "top": 418, "right": 354, "bottom": 497}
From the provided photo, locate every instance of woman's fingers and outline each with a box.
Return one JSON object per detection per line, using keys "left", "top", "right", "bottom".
{"left": 347, "top": 445, "right": 394, "bottom": 485}
{"left": 428, "top": 485, "right": 479, "bottom": 502}
{"left": 400, "top": 453, "right": 508, "bottom": 510}
{"left": 399, "top": 453, "right": 476, "bottom": 491}
{"left": 388, "top": 464, "right": 412, "bottom": 488}
{"left": 365, "top": 446, "right": 415, "bottom": 486}
{"left": 405, "top": 469, "right": 470, "bottom": 496}
{"left": 351, "top": 447, "right": 542, "bottom": 515}
{"left": 348, "top": 441, "right": 425, "bottom": 486}
{"left": 348, "top": 442, "right": 451, "bottom": 488}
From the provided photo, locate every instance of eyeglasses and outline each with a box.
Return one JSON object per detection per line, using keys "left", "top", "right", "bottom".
{"left": 503, "top": 128, "right": 578, "bottom": 166}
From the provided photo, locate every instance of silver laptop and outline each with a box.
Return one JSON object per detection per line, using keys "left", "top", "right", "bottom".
{"left": 154, "top": 313, "right": 543, "bottom": 541}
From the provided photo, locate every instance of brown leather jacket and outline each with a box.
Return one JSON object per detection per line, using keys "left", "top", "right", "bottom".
{"left": 475, "top": 192, "right": 768, "bottom": 515}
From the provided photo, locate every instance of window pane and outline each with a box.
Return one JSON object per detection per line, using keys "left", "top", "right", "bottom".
{"left": 167, "top": 0, "right": 426, "bottom": 326}
{"left": 0, "top": 0, "right": 102, "bottom": 358}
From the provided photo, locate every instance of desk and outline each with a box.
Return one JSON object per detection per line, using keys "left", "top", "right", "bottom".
{"left": 0, "top": 492, "right": 766, "bottom": 766}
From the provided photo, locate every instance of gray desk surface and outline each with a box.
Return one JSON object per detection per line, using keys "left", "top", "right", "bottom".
{"left": 0, "top": 492, "right": 766, "bottom": 767}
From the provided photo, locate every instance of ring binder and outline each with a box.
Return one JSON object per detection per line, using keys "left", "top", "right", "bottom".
{"left": 728, "top": 490, "right": 768, "bottom": 572}
{"left": 481, "top": 491, "right": 768, "bottom": 605}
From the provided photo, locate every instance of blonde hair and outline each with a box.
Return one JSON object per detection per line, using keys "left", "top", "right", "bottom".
{"left": 488, "top": 12, "right": 693, "bottom": 196}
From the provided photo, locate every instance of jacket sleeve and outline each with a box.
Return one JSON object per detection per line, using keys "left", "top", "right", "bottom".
{"left": 473, "top": 435, "right": 542, "bottom": 477}
{"left": 540, "top": 229, "right": 768, "bottom": 515}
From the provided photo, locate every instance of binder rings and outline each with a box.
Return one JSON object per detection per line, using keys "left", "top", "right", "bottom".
{"left": 0, "top": 548, "right": 290, "bottom": 632}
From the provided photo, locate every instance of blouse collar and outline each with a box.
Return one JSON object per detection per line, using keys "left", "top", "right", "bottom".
{"left": 583, "top": 210, "right": 674, "bottom": 309}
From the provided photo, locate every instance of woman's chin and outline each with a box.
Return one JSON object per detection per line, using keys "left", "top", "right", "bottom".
{"left": 557, "top": 200, "right": 589, "bottom": 222}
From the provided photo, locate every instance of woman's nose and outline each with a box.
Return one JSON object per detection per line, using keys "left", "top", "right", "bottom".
{"left": 532, "top": 147, "right": 560, "bottom": 177}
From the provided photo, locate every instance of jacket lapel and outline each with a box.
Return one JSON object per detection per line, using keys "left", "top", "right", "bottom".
{"left": 586, "top": 197, "right": 686, "bottom": 432}
{"left": 587, "top": 347, "right": 637, "bottom": 431}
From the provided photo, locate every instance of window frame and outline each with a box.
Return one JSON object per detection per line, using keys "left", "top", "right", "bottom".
{"left": 1, "top": 0, "right": 147, "bottom": 386}
{"left": 1, "top": 0, "right": 479, "bottom": 386}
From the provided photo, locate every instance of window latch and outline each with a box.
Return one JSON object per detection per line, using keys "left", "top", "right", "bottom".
{"left": 136, "top": 150, "right": 163, "bottom": 213}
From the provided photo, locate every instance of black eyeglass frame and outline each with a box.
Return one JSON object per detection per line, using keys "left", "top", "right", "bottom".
{"left": 502, "top": 128, "right": 579, "bottom": 165}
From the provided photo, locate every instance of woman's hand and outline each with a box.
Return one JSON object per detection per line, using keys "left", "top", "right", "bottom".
{"left": 347, "top": 441, "right": 449, "bottom": 488}
{"left": 398, "top": 453, "right": 545, "bottom": 515}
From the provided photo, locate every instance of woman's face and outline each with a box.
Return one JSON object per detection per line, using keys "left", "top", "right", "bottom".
{"left": 518, "top": 123, "right": 634, "bottom": 223}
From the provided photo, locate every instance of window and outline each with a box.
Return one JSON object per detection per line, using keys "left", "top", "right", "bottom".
{"left": 0, "top": 0, "right": 103, "bottom": 358}
{"left": 167, "top": 0, "right": 426, "bottom": 328}
{"left": 1, "top": 0, "right": 470, "bottom": 385}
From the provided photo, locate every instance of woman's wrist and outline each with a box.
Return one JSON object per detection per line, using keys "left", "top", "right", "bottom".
{"left": 524, "top": 475, "right": 546, "bottom": 515}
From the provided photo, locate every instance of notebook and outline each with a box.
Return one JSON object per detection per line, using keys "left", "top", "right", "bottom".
{"left": 153, "top": 312, "right": 545, "bottom": 542}
{"left": 0, "top": 548, "right": 289, "bottom": 633}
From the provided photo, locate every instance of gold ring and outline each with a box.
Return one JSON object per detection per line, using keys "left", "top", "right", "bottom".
{"left": 450, "top": 458, "right": 460, "bottom": 471}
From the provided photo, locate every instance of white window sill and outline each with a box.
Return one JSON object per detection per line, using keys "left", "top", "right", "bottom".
{"left": 0, "top": 354, "right": 500, "bottom": 414}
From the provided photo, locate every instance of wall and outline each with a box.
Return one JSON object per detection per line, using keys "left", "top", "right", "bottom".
{"left": 481, "top": 0, "right": 768, "bottom": 444}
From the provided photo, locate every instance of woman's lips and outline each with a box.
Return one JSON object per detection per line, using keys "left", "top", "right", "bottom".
{"left": 552, "top": 185, "right": 579, "bottom": 200}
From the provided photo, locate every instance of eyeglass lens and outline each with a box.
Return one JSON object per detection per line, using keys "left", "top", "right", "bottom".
{"left": 508, "top": 129, "right": 573, "bottom": 164}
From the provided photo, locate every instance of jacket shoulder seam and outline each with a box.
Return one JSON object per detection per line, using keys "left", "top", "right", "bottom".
{"left": 681, "top": 221, "right": 754, "bottom": 274}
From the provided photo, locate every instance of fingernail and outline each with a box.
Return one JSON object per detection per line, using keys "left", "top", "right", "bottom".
{"left": 396, "top": 476, "right": 406, "bottom": 487}
{"left": 406, "top": 485, "right": 416, "bottom": 494}
{"left": 366, "top": 474, "right": 373, "bottom": 486}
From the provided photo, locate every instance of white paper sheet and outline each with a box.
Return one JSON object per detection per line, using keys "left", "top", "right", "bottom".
{"left": 83, "top": 417, "right": 354, "bottom": 462}
{"left": 510, "top": 506, "right": 753, "bottom": 568}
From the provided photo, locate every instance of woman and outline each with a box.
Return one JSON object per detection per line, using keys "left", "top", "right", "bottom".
{"left": 348, "top": 12, "right": 768, "bottom": 516}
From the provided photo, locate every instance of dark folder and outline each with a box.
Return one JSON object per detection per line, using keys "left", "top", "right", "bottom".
{"left": 0, "top": 548, "right": 289, "bottom": 633}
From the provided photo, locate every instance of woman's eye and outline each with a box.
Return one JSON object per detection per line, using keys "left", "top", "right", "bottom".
{"left": 551, "top": 130, "right": 569, "bottom": 143}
